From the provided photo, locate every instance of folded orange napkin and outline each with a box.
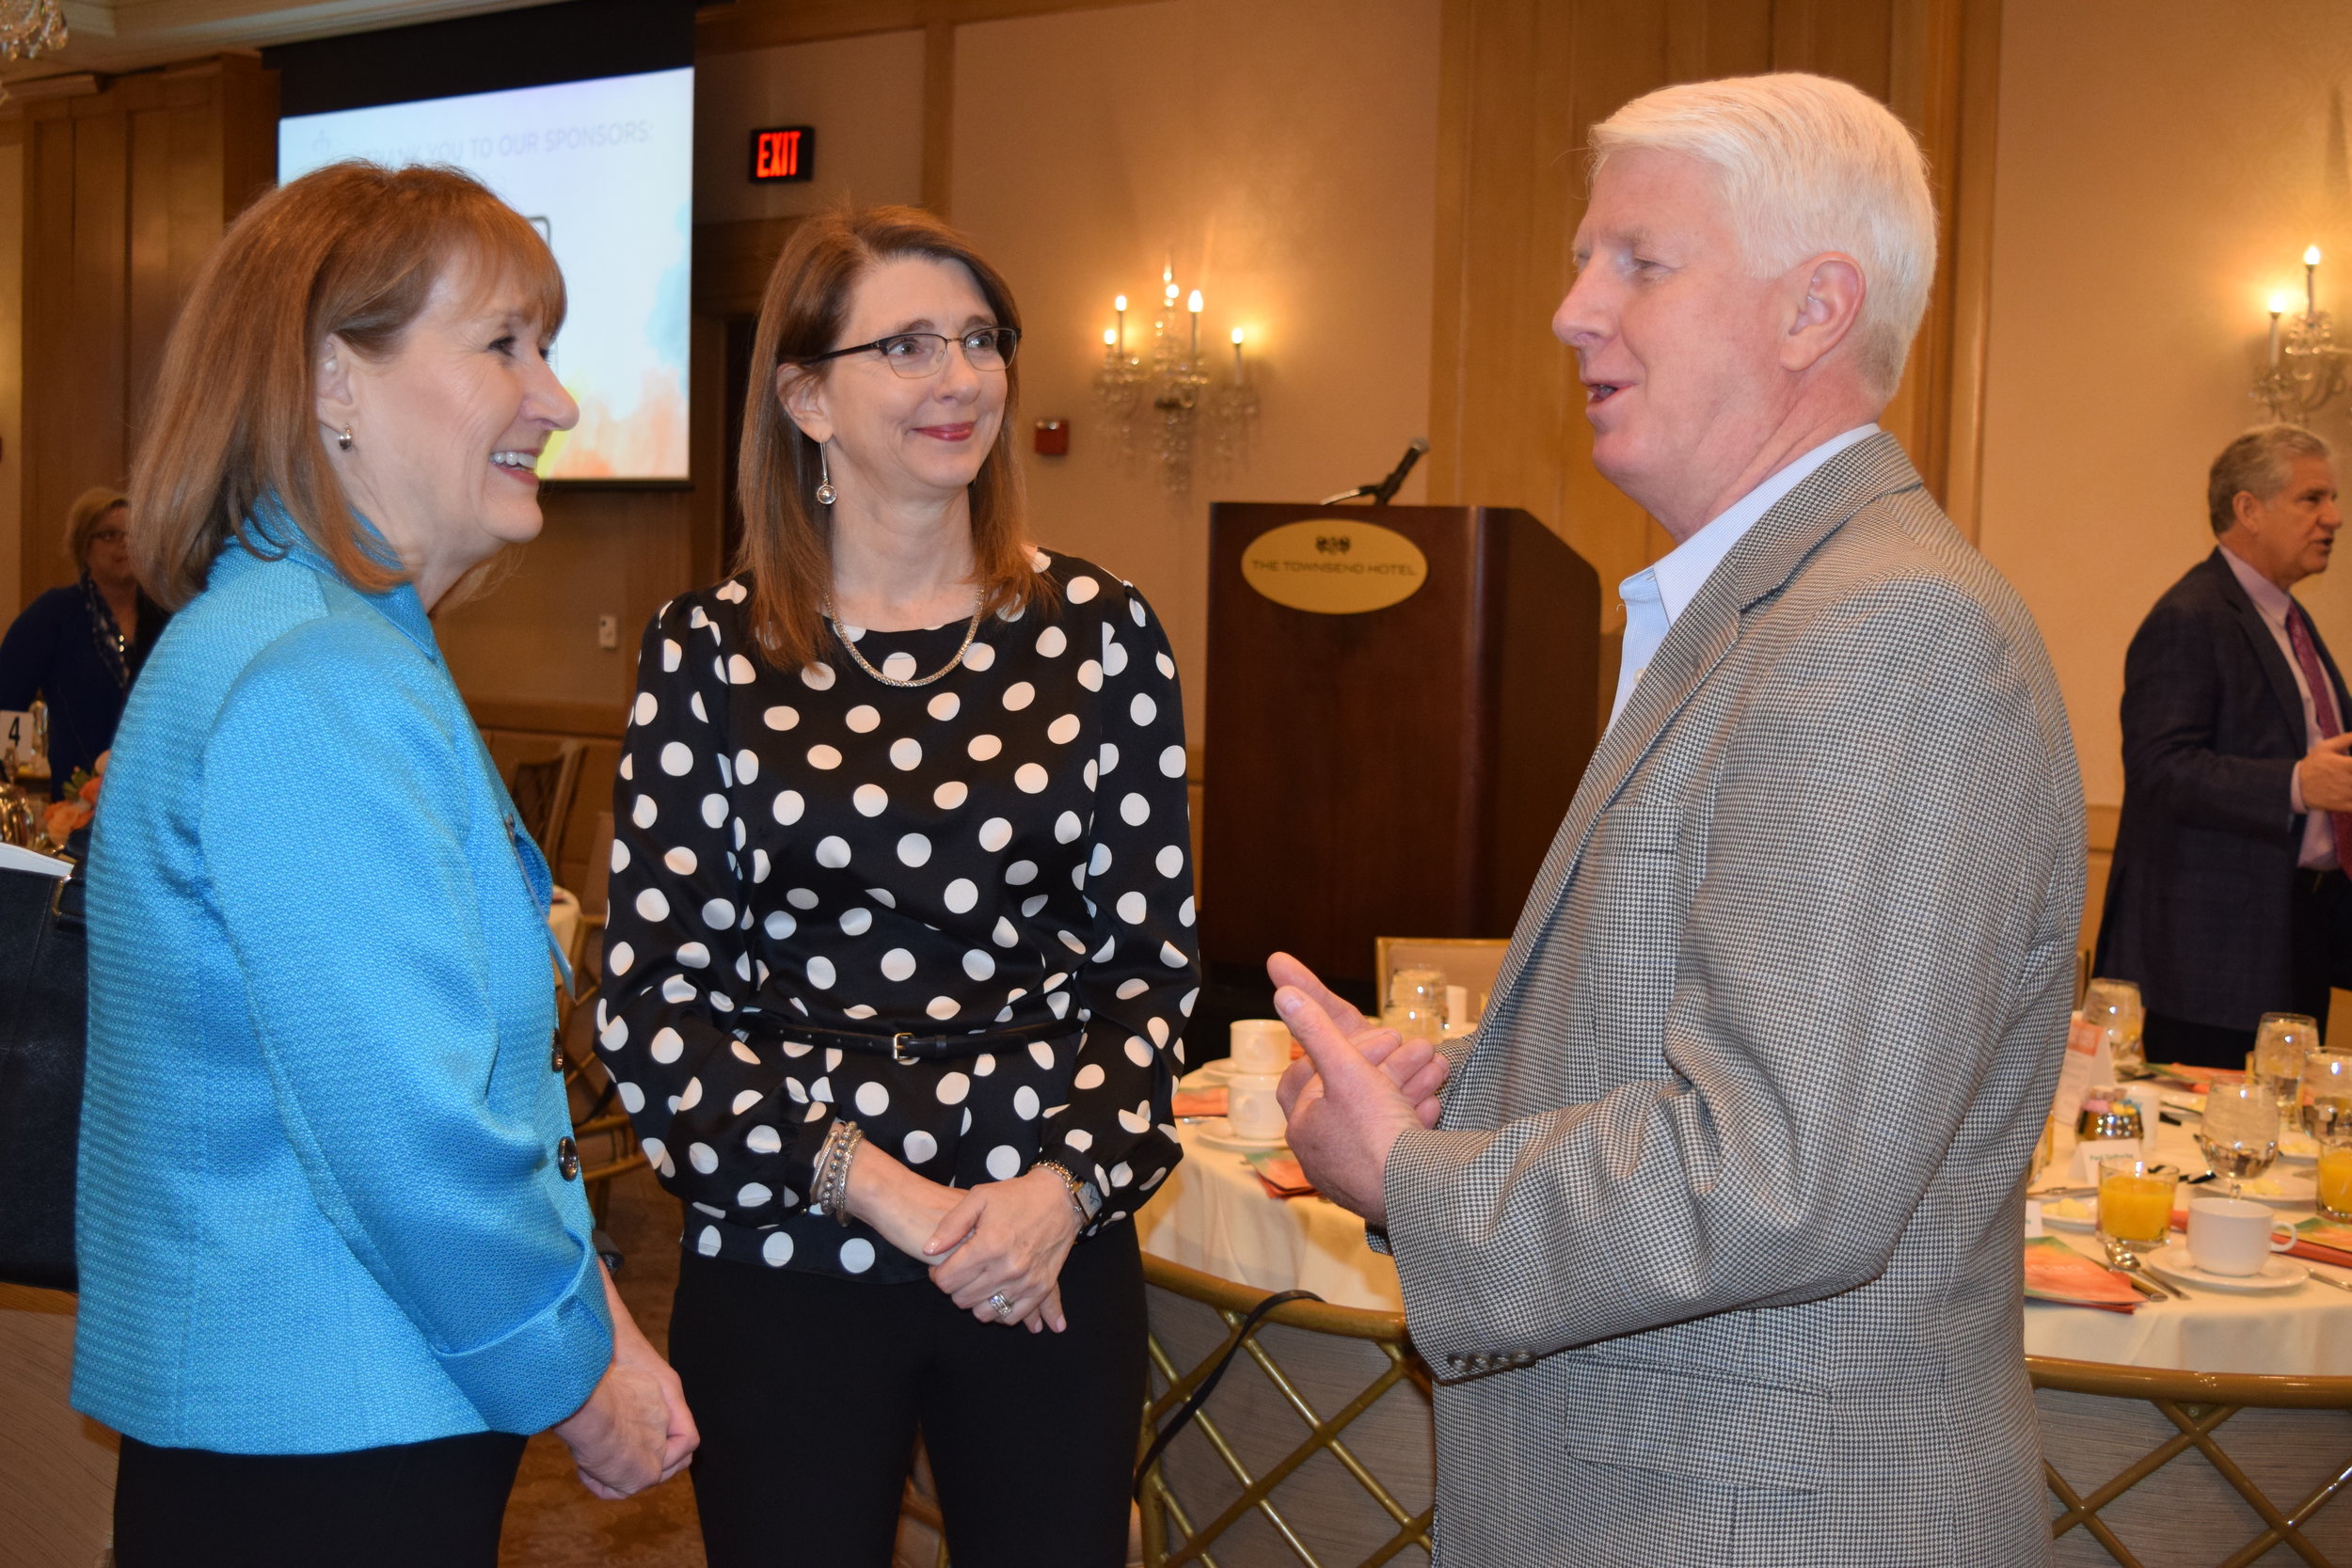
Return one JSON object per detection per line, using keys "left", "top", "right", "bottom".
{"left": 1247, "top": 1150, "right": 1315, "bottom": 1198}
{"left": 2023, "top": 1236, "right": 2141, "bottom": 1312}
{"left": 1172, "top": 1085, "right": 1228, "bottom": 1118}
{"left": 2291, "top": 1216, "right": 2352, "bottom": 1269}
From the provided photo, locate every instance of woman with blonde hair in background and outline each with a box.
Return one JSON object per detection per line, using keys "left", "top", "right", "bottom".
{"left": 0, "top": 485, "right": 169, "bottom": 797}
{"left": 77, "top": 161, "right": 693, "bottom": 1567}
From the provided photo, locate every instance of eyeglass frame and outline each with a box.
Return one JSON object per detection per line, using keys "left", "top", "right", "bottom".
{"left": 798, "top": 325, "right": 1022, "bottom": 379}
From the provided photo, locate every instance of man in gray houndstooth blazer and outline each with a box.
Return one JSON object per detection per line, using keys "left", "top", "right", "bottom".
{"left": 1273, "top": 75, "right": 2084, "bottom": 1565}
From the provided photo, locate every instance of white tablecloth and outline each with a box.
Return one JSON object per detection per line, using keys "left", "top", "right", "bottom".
{"left": 1136, "top": 1079, "right": 2352, "bottom": 1375}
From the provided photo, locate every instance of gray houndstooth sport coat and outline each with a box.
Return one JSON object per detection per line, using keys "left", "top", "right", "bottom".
{"left": 1380, "top": 434, "right": 2084, "bottom": 1566}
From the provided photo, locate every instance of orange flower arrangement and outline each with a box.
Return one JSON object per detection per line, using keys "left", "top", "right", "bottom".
{"left": 40, "top": 749, "right": 105, "bottom": 847}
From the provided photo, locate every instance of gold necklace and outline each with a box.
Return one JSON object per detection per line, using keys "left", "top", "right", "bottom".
{"left": 824, "top": 601, "right": 986, "bottom": 689}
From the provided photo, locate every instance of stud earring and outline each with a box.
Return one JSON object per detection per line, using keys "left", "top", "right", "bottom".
{"left": 815, "top": 443, "right": 836, "bottom": 506}
{"left": 338, "top": 426, "right": 354, "bottom": 452}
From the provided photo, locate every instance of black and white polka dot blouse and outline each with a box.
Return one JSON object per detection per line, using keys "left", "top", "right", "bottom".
{"left": 599, "top": 552, "right": 1200, "bottom": 1283}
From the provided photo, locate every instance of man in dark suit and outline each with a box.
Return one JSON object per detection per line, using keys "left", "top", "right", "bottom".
{"left": 2098, "top": 424, "right": 2352, "bottom": 1068}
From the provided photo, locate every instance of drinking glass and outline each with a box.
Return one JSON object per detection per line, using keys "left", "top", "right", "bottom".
{"left": 2200, "top": 1081, "right": 2281, "bottom": 1197}
{"left": 2095, "top": 1156, "right": 2178, "bottom": 1266}
{"left": 2318, "top": 1136, "right": 2352, "bottom": 1224}
{"left": 2255, "top": 1012, "right": 2321, "bottom": 1111}
{"left": 2305, "top": 1051, "right": 2352, "bottom": 1140}
{"left": 2082, "top": 978, "right": 2146, "bottom": 1073}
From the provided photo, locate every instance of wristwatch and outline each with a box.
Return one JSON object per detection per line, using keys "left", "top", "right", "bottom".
{"left": 1035, "top": 1160, "right": 1103, "bottom": 1226}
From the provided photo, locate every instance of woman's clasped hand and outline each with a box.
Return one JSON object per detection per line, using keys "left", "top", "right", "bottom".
{"left": 844, "top": 1143, "right": 1082, "bottom": 1332}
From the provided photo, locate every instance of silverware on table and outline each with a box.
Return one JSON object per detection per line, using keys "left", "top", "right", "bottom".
{"left": 2305, "top": 1268, "right": 2352, "bottom": 1295}
{"left": 2106, "top": 1252, "right": 2185, "bottom": 1300}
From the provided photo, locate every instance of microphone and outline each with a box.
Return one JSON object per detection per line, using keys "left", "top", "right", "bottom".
{"left": 1316, "top": 437, "right": 1431, "bottom": 506}
{"left": 1369, "top": 437, "right": 1429, "bottom": 506}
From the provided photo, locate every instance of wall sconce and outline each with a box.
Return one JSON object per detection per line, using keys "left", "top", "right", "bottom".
{"left": 1091, "top": 256, "right": 1260, "bottom": 495}
{"left": 2254, "top": 245, "right": 2350, "bottom": 423}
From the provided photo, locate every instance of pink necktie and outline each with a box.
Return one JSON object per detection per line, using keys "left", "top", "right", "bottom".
{"left": 2285, "top": 602, "right": 2352, "bottom": 862}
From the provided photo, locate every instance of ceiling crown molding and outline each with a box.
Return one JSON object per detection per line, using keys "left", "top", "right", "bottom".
{"left": 7, "top": 0, "right": 564, "bottom": 80}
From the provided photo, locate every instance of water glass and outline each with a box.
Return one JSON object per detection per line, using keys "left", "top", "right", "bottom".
{"left": 2096, "top": 1156, "right": 2177, "bottom": 1265}
{"left": 2255, "top": 1012, "right": 2321, "bottom": 1111}
{"left": 2305, "top": 1051, "right": 2352, "bottom": 1140}
{"left": 1381, "top": 967, "right": 1448, "bottom": 1045}
{"left": 2200, "top": 1081, "right": 2281, "bottom": 1197}
{"left": 2081, "top": 977, "right": 2146, "bottom": 1073}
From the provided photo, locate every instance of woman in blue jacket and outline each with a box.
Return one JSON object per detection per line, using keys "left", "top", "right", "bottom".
{"left": 78, "top": 162, "right": 694, "bottom": 1567}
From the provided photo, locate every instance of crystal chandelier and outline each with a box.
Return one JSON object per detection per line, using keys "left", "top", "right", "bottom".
{"left": 1091, "top": 255, "right": 1260, "bottom": 496}
{"left": 0, "top": 0, "right": 66, "bottom": 62}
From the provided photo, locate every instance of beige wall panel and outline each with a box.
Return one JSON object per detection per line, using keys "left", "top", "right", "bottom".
{"left": 1978, "top": 0, "right": 2352, "bottom": 810}
{"left": 949, "top": 0, "right": 1443, "bottom": 739}
{"left": 435, "top": 486, "right": 702, "bottom": 711}
{"left": 693, "top": 32, "right": 926, "bottom": 226}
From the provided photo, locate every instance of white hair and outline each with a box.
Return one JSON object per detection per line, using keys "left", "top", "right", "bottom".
{"left": 1590, "top": 72, "right": 1936, "bottom": 403}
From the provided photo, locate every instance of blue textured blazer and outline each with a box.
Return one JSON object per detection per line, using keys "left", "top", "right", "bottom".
{"left": 74, "top": 516, "right": 612, "bottom": 1454}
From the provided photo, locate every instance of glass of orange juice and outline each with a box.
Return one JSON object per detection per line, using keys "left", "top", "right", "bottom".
{"left": 2318, "top": 1141, "right": 2352, "bottom": 1224}
{"left": 2096, "top": 1156, "right": 2178, "bottom": 1264}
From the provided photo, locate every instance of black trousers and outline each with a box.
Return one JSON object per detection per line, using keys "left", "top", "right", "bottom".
{"left": 113, "top": 1429, "right": 525, "bottom": 1568}
{"left": 2149, "top": 868, "right": 2343, "bottom": 1070}
{"left": 672, "top": 1224, "right": 1145, "bottom": 1568}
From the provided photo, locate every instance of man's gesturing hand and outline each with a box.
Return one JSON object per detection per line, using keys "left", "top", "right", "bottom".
{"left": 1269, "top": 968, "right": 1432, "bottom": 1227}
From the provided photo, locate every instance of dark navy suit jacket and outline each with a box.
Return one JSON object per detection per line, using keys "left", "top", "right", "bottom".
{"left": 2096, "top": 548, "right": 2352, "bottom": 1029}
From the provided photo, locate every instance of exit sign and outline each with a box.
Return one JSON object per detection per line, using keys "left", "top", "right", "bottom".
{"left": 751, "top": 125, "right": 813, "bottom": 182}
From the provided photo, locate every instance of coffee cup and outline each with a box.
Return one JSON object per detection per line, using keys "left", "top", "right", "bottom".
{"left": 1227, "top": 1071, "right": 1286, "bottom": 1142}
{"left": 1230, "top": 1020, "right": 1294, "bottom": 1077}
{"left": 2184, "top": 1196, "right": 2294, "bottom": 1276}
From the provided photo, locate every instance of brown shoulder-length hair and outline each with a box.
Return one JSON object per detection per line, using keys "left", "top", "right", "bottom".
{"left": 130, "top": 162, "right": 565, "bottom": 609}
{"left": 738, "top": 205, "right": 1047, "bottom": 669}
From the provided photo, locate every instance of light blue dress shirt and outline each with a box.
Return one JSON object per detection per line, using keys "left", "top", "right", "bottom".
{"left": 74, "top": 509, "right": 612, "bottom": 1453}
{"left": 1608, "top": 425, "right": 1882, "bottom": 731}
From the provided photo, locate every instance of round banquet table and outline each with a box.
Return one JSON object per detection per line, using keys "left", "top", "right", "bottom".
{"left": 1134, "top": 1074, "right": 2352, "bottom": 1567}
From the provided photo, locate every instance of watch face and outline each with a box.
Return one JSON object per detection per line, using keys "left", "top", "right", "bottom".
{"left": 1078, "top": 1181, "right": 1104, "bottom": 1219}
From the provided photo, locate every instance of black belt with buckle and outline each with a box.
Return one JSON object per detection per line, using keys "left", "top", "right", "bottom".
{"left": 739, "top": 1012, "right": 1074, "bottom": 1066}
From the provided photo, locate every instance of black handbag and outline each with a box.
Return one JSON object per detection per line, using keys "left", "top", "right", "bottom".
{"left": 0, "top": 854, "right": 87, "bottom": 1291}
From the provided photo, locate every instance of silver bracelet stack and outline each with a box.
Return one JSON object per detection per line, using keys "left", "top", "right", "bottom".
{"left": 813, "top": 1118, "right": 864, "bottom": 1226}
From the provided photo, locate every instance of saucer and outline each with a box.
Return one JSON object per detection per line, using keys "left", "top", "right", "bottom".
{"left": 2139, "top": 1245, "right": 2307, "bottom": 1294}
{"left": 1195, "top": 1117, "right": 1288, "bottom": 1153}
{"left": 1196, "top": 1058, "right": 1238, "bottom": 1083}
{"left": 2037, "top": 1197, "right": 2095, "bottom": 1233}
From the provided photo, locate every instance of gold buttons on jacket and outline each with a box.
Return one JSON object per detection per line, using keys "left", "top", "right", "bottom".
{"left": 551, "top": 1039, "right": 567, "bottom": 1073}
{"left": 557, "top": 1136, "right": 580, "bottom": 1180}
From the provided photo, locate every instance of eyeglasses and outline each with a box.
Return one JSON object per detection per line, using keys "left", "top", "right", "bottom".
{"left": 87, "top": 529, "right": 127, "bottom": 546}
{"left": 804, "top": 326, "right": 1020, "bottom": 379}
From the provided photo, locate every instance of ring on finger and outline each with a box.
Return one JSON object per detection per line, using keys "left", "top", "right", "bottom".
{"left": 987, "top": 1291, "right": 1015, "bottom": 1321}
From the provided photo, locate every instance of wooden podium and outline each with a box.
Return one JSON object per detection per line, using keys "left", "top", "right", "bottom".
{"left": 1200, "top": 502, "right": 1600, "bottom": 1000}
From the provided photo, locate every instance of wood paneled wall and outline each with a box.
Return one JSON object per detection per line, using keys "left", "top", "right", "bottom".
{"left": 14, "top": 54, "right": 277, "bottom": 610}
{"left": 1425, "top": 0, "right": 2002, "bottom": 673}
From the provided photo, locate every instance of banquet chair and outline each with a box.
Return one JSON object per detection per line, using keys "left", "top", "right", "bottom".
{"left": 1373, "top": 937, "right": 1505, "bottom": 1029}
{"left": 503, "top": 738, "right": 583, "bottom": 863}
{"left": 550, "top": 811, "right": 644, "bottom": 1226}
{"left": 1137, "top": 1255, "right": 1433, "bottom": 1568}
{"left": 2030, "top": 1357, "right": 2352, "bottom": 1567}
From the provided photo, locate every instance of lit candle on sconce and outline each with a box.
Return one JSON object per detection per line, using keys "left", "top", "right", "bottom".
{"left": 2271, "top": 291, "right": 2292, "bottom": 366}
{"left": 2308, "top": 245, "right": 2323, "bottom": 319}
{"left": 1104, "top": 328, "right": 1118, "bottom": 352}
{"left": 1114, "top": 294, "right": 1127, "bottom": 354}
{"left": 1187, "top": 289, "right": 1203, "bottom": 358}
{"left": 1231, "top": 325, "right": 1246, "bottom": 377}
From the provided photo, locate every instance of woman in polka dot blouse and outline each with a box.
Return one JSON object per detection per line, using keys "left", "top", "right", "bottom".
{"left": 602, "top": 206, "right": 1199, "bottom": 1566}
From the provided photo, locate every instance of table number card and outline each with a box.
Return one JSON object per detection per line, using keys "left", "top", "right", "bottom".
{"left": 0, "top": 710, "right": 36, "bottom": 774}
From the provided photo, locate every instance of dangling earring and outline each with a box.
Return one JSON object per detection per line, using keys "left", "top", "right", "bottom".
{"left": 815, "top": 442, "right": 836, "bottom": 506}
{"left": 338, "top": 425, "right": 354, "bottom": 452}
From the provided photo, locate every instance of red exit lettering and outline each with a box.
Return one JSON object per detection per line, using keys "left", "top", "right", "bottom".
{"left": 751, "top": 125, "right": 814, "bottom": 183}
